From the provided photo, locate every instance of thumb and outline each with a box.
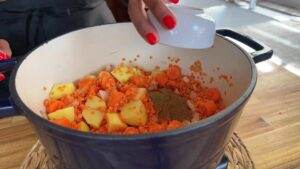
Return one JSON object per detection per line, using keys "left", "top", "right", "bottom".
{"left": 0, "top": 39, "right": 12, "bottom": 59}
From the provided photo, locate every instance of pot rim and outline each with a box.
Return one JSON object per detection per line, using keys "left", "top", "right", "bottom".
{"left": 9, "top": 23, "right": 257, "bottom": 141}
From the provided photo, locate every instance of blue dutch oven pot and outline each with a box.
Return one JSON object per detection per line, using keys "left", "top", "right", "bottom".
{"left": 0, "top": 24, "right": 272, "bottom": 169}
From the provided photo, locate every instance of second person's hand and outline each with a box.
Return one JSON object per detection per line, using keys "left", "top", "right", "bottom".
{"left": 0, "top": 39, "right": 12, "bottom": 59}
{"left": 0, "top": 39, "right": 12, "bottom": 81}
{"left": 128, "top": 0, "right": 178, "bottom": 45}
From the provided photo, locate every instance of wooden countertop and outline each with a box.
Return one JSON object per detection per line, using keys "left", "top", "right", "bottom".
{"left": 0, "top": 60, "right": 299, "bottom": 169}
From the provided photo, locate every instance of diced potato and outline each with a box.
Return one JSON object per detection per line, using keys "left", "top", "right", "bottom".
{"left": 132, "top": 67, "right": 142, "bottom": 76}
{"left": 106, "top": 112, "right": 127, "bottom": 132}
{"left": 133, "top": 88, "right": 147, "bottom": 100}
{"left": 48, "top": 107, "right": 75, "bottom": 122}
{"left": 85, "top": 96, "right": 106, "bottom": 111}
{"left": 98, "top": 90, "right": 108, "bottom": 102}
{"left": 120, "top": 100, "right": 147, "bottom": 126}
{"left": 49, "top": 83, "right": 75, "bottom": 99}
{"left": 78, "top": 121, "right": 90, "bottom": 132}
{"left": 111, "top": 65, "right": 133, "bottom": 83}
{"left": 82, "top": 109, "right": 104, "bottom": 128}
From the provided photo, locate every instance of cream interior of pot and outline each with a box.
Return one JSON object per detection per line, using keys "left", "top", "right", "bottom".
{"left": 15, "top": 23, "right": 253, "bottom": 118}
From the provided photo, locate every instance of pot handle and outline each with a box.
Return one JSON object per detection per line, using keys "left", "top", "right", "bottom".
{"left": 216, "top": 29, "right": 273, "bottom": 63}
{"left": 0, "top": 57, "right": 20, "bottom": 118}
{"left": 0, "top": 98, "right": 20, "bottom": 118}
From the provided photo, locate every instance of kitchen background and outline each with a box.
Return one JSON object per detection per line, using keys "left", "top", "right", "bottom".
{"left": 0, "top": 0, "right": 299, "bottom": 169}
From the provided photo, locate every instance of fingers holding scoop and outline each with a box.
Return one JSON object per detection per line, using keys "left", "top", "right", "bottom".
{"left": 128, "top": 0, "right": 178, "bottom": 45}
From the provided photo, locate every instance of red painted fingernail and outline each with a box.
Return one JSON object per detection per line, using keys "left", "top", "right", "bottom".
{"left": 146, "top": 33, "right": 158, "bottom": 45}
{"left": 163, "top": 15, "right": 176, "bottom": 29}
{"left": 0, "top": 73, "right": 5, "bottom": 81}
{"left": 169, "top": 0, "right": 179, "bottom": 4}
{"left": 0, "top": 51, "right": 8, "bottom": 61}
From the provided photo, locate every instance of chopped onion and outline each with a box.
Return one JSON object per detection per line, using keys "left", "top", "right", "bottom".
{"left": 187, "top": 100, "right": 196, "bottom": 112}
{"left": 98, "top": 90, "right": 108, "bottom": 101}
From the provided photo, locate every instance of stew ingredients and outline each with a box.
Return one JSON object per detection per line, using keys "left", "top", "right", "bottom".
{"left": 44, "top": 64, "right": 224, "bottom": 135}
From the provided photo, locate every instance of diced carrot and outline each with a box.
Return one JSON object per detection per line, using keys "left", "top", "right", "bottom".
{"left": 107, "top": 90, "right": 126, "bottom": 111}
{"left": 166, "top": 80, "right": 177, "bottom": 89}
{"left": 78, "top": 78, "right": 96, "bottom": 89}
{"left": 98, "top": 71, "right": 116, "bottom": 90}
{"left": 141, "top": 96, "right": 157, "bottom": 123}
{"left": 78, "top": 104, "right": 86, "bottom": 111}
{"left": 44, "top": 99, "right": 65, "bottom": 113}
{"left": 87, "top": 85, "right": 100, "bottom": 96}
{"left": 154, "top": 72, "right": 168, "bottom": 86}
{"left": 148, "top": 123, "right": 165, "bottom": 133}
{"left": 138, "top": 126, "right": 148, "bottom": 133}
{"left": 71, "top": 122, "right": 79, "bottom": 130}
{"left": 202, "top": 100, "right": 218, "bottom": 116}
{"left": 123, "top": 127, "right": 139, "bottom": 135}
{"left": 98, "top": 125, "right": 108, "bottom": 134}
{"left": 167, "top": 120, "right": 182, "bottom": 130}
{"left": 166, "top": 65, "right": 181, "bottom": 80}
{"left": 207, "top": 88, "right": 221, "bottom": 102}
{"left": 130, "top": 75, "right": 149, "bottom": 87}
{"left": 61, "top": 95, "right": 73, "bottom": 105}
{"left": 122, "top": 84, "right": 137, "bottom": 99}
{"left": 73, "top": 89, "right": 85, "bottom": 99}
{"left": 52, "top": 118, "right": 72, "bottom": 128}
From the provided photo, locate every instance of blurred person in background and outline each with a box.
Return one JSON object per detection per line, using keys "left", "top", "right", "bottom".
{"left": 0, "top": 0, "right": 178, "bottom": 81}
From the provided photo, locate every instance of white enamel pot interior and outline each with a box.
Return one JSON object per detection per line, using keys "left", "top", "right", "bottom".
{"left": 12, "top": 23, "right": 256, "bottom": 136}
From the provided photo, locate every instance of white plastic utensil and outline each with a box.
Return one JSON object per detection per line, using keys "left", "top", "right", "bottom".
{"left": 148, "top": 5, "right": 216, "bottom": 49}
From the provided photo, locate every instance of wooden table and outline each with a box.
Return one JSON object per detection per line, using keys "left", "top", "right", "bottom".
{"left": 0, "top": 60, "right": 299, "bottom": 169}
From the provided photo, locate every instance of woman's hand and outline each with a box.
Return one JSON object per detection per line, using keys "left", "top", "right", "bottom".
{"left": 0, "top": 39, "right": 12, "bottom": 59}
{"left": 0, "top": 39, "right": 12, "bottom": 81}
{"left": 128, "top": 0, "right": 178, "bottom": 45}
